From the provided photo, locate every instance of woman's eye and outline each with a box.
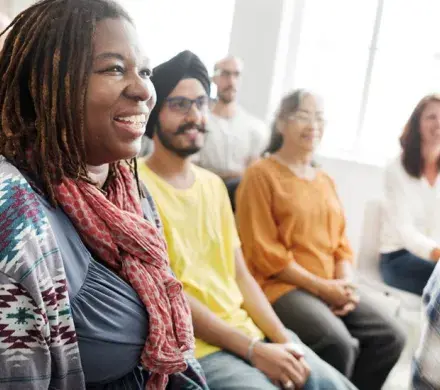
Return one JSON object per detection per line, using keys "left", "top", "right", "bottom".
{"left": 104, "top": 65, "right": 124, "bottom": 74}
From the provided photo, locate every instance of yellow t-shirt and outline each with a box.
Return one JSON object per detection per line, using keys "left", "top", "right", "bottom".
{"left": 138, "top": 162, "right": 263, "bottom": 359}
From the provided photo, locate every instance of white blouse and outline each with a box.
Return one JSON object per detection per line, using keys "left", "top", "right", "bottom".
{"left": 380, "top": 157, "right": 440, "bottom": 259}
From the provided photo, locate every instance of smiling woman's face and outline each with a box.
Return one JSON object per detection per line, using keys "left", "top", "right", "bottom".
{"left": 419, "top": 100, "right": 440, "bottom": 149}
{"left": 279, "top": 93, "right": 325, "bottom": 153}
{"left": 84, "top": 17, "right": 156, "bottom": 166}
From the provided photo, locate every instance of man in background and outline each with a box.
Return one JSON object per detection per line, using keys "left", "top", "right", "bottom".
{"left": 196, "top": 55, "right": 268, "bottom": 210}
{"left": 139, "top": 50, "right": 358, "bottom": 390}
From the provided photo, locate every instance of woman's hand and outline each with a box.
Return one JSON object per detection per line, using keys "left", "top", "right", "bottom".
{"left": 318, "top": 279, "right": 355, "bottom": 307}
{"left": 430, "top": 247, "right": 440, "bottom": 262}
{"left": 331, "top": 287, "right": 360, "bottom": 316}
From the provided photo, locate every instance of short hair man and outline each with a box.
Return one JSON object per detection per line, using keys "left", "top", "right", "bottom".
{"left": 196, "top": 55, "right": 269, "bottom": 209}
{"left": 138, "top": 50, "right": 357, "bottom": 390}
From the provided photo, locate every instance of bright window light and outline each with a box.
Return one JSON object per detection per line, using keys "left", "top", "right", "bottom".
{"left": 119, "top": 0, "right": 236, "bottom": 72}
{"left": 290, "top": 0, "right": 440, "bottom": 165}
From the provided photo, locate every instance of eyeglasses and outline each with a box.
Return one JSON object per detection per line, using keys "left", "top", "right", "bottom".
{"left": 287, "top": 113, "right": 325, "bottom": 126}
{"left": 164, "top": 96, "right": 210, "bottom": 115}
{"left": 214, "top": 69, "right": 241, "bottom": 78}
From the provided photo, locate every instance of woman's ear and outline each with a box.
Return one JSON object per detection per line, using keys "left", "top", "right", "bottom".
{"left": 276, "top": 118, "right": 285, "bottom": 134}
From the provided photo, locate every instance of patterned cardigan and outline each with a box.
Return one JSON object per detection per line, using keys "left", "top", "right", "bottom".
{"left": 412, "top": 262, "right": 440, "bottom": 389}
{"left": 0, "top": 157, "right": 207, "bottom": 390}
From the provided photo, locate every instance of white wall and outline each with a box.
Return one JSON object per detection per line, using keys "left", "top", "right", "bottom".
{"left": 318, "top": 156, "right": 384, "bottom": 258}
{"left": 228, "top": 0, "right": 286, "bottom": 121}
{"left": 0, "top": 0, "right": 33, "bottom": 17}
{"left": 0, "top": 0, "right": 11, "bottom": 16}
{"left": 0, "top": 0, "right": 11, "bottom": 15}
{"left": 228, "top": 0, "right": 305, "bottom": 122}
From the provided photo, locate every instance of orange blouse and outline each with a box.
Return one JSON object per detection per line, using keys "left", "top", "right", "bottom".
{"left": 236, "top": 157, "right": 353, "bottom": 303}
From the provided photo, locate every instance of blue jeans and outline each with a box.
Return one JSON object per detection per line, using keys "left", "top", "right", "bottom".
{"left": 198, "top": 331, "right": 357, "bottom": 390}
{"left": 380, "top": 249, "right": 436, "bottom": 296}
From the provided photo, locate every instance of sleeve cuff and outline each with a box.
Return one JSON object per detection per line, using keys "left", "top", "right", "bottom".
{"left": 262, "top": 251, "right": 294, "bottom": 279}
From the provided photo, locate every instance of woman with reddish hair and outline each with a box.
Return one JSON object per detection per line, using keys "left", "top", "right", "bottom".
{"left": 380, "top": 94, "right": 440, "bottom": 296}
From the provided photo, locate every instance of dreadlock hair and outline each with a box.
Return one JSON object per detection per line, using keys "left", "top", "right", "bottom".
{"left": 0, "top": 0, "right": 144, "bottom": 205}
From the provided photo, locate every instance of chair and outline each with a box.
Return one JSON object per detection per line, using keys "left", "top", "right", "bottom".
{"left": 356, "top": 199, "right": 422, "bottom": 315}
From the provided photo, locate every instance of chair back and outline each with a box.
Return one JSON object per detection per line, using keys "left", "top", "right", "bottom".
{"left": 357, "top": 199, "right": 383, "bottom": 280}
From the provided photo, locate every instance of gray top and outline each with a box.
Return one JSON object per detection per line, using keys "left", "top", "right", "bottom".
{"left": 38, "top": 194, "right": 158, "bottom": 388}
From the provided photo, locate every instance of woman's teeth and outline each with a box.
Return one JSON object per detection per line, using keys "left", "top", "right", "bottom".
{"left": 114, "top": 114, "right": 147, "bottom": 125}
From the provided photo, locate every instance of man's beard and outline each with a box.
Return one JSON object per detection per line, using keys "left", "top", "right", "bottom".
{"left": 218, "top": 87, "right": 236, "bottom": 104}
{"left": 155, "top": 121, "right": 207, "bottom": 158}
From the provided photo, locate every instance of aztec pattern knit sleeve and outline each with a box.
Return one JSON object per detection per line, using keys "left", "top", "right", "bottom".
{"left": 0, "top": 157, "right": 85, "bottom": 389}
{"left": 412, "top": 262, "right": 440, "bottom": 389}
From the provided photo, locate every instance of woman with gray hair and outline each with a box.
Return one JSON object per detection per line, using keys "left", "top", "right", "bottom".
{"left": 236, "top": 89, "right": 405, "bottom": 390}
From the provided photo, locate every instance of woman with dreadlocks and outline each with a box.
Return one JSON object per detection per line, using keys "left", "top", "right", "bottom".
{"left": 0, "top": 1, "right": 207, "bottom": 389}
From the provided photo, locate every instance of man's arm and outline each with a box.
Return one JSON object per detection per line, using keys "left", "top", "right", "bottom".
{"left": 186, "top": 281, "right": 309, "bottom": 388}
{"left": 186, "top": 294, "right": 252, "bottom": 360}
{"left": 234, "top": 248, "right": 291, "bottom": 344}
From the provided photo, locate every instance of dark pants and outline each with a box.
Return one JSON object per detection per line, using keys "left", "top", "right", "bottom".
{"left": 272, "top": 289, "right": 405, "bottom": 390}
{"left": 380, "top": 249, "right": 436, "bottom": 296}
{"left": 223, "top": 177, "right": 241, "bottom": 212}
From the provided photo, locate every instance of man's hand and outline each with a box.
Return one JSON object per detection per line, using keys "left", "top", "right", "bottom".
{"left": 251, "top": 342, "right": 310, "bottom": 389}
